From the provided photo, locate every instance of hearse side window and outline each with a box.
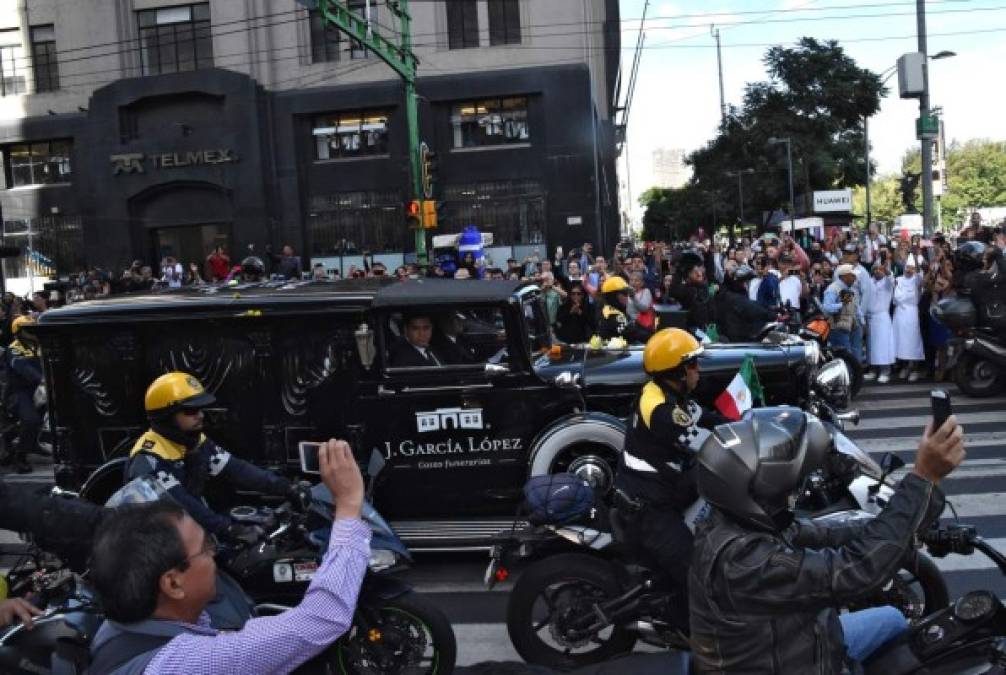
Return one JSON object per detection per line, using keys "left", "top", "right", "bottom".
{"left": 384, "top": 308, "right": 509, "bottom": 370}
{"left": 523, "top": 297, "right": 551, "bottom": 354}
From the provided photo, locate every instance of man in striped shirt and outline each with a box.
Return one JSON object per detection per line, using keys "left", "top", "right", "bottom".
{"left": 88, "top": 439, "right": 370, "bottom": 675}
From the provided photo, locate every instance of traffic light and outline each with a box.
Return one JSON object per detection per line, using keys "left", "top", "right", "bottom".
{"left": 421, "top": 200, "right": 437, "bottom": 229}
{"left": 407, "top": 200, "right": 422, "bottom": 229}
{"left": 420, "top": 144, "right": 438, "bottom": 199}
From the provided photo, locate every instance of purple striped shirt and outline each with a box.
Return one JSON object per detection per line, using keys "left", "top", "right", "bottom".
{"left": 144, "top": 518, "right": 371, "bottom": 674}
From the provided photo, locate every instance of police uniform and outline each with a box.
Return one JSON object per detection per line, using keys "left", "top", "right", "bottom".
{"left": 613, "top": 329, "right": 726, "bottom": 611}
{"left": 126, "top": 429, "right": 289, "bottom": 535}
{"left": 598, "top": 277, "right": 654, "bottom": 344}
{"left": 125, "top": 372, "right": 291, "bottom": 535}
{"left": 3, "top": 317, "right": 43, "bottom": 469}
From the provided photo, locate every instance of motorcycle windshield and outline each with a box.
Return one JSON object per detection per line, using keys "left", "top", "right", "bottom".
{"left": 309, "top": 484, "right": 411, "bottom": 560}
{"left": 832, "top": 428, "right": 883, "bottom": 480}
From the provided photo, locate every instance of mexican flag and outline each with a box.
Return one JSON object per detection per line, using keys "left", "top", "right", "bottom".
{"left": 714, "top": 355, "right": 764, "bottom": 421}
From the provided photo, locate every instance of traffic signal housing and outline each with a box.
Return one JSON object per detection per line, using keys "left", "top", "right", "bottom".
{"left": 420, "top": 145, "right": 438, "bottom": 199}
{"left": 421, "top": 200, "right": 438, "bottom": 229}
{"left": 407, "top": 200, "right": 422, "bottom": 229}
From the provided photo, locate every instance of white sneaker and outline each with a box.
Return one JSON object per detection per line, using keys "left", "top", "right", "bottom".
{"left": 909, "top": 371, "right": 921, "bottom": 382}
{"left": 878, "top": 373, "right": 890, "bottom": 384}
{"left": 863, "top": 371, "right": 878, "bottom": 382}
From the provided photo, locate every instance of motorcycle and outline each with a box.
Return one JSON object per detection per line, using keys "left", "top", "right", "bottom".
{"left": 489, "top": 364, "right": 946, "bottom": 670}
{"left": 932, "top": 296, "right": 1006, "bottom": 397}
{"left": 862, "top": 522, "right": 1006, "bottom": 674}
{"left": 0, "top": 450, "right": 457, "bottom": 675}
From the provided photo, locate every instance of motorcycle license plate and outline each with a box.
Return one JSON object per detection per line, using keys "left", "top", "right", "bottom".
{"left": 294, "top": 561, "right": 318, "bottom": 582}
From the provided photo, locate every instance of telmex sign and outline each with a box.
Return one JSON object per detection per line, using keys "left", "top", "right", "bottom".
{"left": 110, "top": 149, "right": 238, "bottom": 175}
{"left": 813, "top": 189, "right": 853, "bottom": 213}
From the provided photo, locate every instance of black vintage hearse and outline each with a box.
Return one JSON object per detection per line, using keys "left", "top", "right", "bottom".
{"left": 36, "top": 278, "right": 824, "bottom": 547}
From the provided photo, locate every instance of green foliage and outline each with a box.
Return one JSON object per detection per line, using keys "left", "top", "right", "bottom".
{"left": 851, "top": 176, "right": 903, "bottom": 227}
{"left": 640, "top": 38, "right": 884, "bottom": 240}
{"left": 901, "top": 139, "right": 1006, "bottom": 225}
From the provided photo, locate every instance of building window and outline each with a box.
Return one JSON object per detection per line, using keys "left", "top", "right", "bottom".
{"left": 3, "top": 140, "right": 72, "bottom": 188}
{"left": 312, "top": 110, "right": 390, "bottom": 160}
{"left": 447, "top": 0, "right": 479, "bottom": 49}
{"left": 308, "top": 191, "right": 407, "bottom": 255}
{"left": 137, "top": 3, "right": 213, "bottom": 76}
{"left": 450, "top": 97, "right": 529, "bottom": 149}
{"left": 348, "top": 0, "right": 370, "bottom": 59}
{"left": 0, "top": 29, "right": 26, "bottom": 97}
{"left": 443, "top": 181, "right": 545, "bottom": 245}
{"left": 308, "top": 9, "right": 340, "bottom": 63}
{"left": 488, "top": 0, "right": 521, "bottom": 45}
{"left": 1, "top": 215, "right": 85, "bottom": 281}
{"left": 30, "top": 25, "right": 59, "bottom": 92}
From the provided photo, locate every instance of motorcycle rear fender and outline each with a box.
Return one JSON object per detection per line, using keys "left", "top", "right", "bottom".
{"left": 527, "top": 412, "right": 626, "bottom": 477}
{"left": 357, "top": 572, "right": 412, "bottom": 603}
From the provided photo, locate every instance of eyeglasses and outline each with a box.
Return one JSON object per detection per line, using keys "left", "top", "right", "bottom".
{"left": 176, "top": 533, "right": 218, "bottom": 570}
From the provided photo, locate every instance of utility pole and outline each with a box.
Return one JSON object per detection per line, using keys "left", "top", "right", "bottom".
{"left": 864, "top": 115, "right": 872, "bottom": 227}
{"left": 916, "top": 0, "right": 935, "bottom": 237}
{"left": 711, "top": 25, "right": 726, "bottom": 125}
{"left": 312, "top": 0, "right": 427, "bottom": 261}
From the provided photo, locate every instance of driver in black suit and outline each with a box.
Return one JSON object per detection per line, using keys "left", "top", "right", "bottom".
{"left": 389, "top": 313, "right": 443, "bottom": 367}
{"left": 433, "top": 312, "right": 477, "bottom": 365}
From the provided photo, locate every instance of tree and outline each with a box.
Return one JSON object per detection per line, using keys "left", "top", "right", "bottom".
{"left": 901, "top": 139, "right": 1006, "bottom": 226}
{"left": 851, "top": 176, "right": 903, "bottom": 227}
{"left": 639, "top": 187, "right": 729, "bottom": 242}
{"left": 682, "top": 38, "right": 884, "bottom": 231}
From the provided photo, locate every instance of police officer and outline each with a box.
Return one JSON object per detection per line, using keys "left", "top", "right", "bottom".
{"left": 125, "top": 372, "right": 296, "bottom": 543}
{"left": 2, "top": 316, "right": 42, "bottom": 473}
{"left": 614, "top": 328, "right": 728, "bottom": 626}
{"left": 598, "top": 276, "right": 653, "bottom": 344}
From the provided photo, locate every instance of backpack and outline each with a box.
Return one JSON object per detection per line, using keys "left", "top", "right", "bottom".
{"left": 523, "top": 473, "right": 595, "bottom": 526}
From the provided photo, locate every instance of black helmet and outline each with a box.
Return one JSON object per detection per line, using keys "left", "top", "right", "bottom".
{"left": 240, "top": 256, "right": 265, "bottom": 279}
{"left": 696, "top": 408, "right": 831, "bottom": 531}
{"left": 725, "top": 264, "right": 756, "bottom": 293}
{"left": 676, "top": 249, "right": 704, "bottom": 275}
{"left": 954, "top": 241, "right": 986, "bottom": 273}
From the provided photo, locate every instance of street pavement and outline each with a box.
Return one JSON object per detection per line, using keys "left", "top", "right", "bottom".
{"left": 2, "top": 378, "right": 1003, "bottom": 667}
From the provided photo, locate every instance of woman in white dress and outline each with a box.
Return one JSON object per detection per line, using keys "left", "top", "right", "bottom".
{"left": 865, "top": 263, "right": 896, "bottom": 383}
{"left": 893, "top": 261, "right": 925, "bottom": 381}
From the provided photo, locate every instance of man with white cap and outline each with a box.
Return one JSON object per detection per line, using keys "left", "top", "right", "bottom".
{"left": 822, "top": 264, "right": 865, "bottom": 363}
{"left": 893, "top": 260, "right": 925, "bottom": 381}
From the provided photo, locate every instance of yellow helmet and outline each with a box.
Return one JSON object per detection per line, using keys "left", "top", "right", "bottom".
{"left": 643, "top": 328, "right": 704, "bottom": 375}
{"left": 11, "top": 315, "right": 35, "bottom": 336}
{"left": 144, "top": 372, "right": 216, "bottom": 414}
{"left": 601, "top": 276, "right": 630, "bottom": 294}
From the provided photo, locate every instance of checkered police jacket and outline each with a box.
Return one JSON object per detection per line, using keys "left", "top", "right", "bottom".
{"left": 126, "top": 430, "right": 291, "bottom": 534}
{"left": 617, "top": 380, "right": 728, "bottom": 510}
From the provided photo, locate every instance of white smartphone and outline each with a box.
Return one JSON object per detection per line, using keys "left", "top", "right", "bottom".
{"left": 298, "top": 441, "right": 323, "bottom": 475}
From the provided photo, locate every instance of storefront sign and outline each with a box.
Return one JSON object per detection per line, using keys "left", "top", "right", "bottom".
{"left": 812, "top": 189, "right": 852, "bottom": 213}
{"left": 110, "top": 149, "right": 238, "bottom": 175}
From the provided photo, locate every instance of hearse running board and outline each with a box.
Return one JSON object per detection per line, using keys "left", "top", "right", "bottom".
{"left": 391, "top": 518, "right": 528, "bottom": 550}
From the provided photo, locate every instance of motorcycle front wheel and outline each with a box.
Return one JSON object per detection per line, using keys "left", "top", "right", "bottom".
{"left": 324, "top": 591, "right": 456, "bottom": 675}
{"left": 507, "top": 553, "right": 638, "bottom": 670}
{"left": 953, "top": 354, "right": 1005, "bottom": 398}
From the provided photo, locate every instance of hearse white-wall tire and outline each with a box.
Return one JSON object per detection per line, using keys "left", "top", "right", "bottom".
{"left": 528, "top": 414, "right": 626, "bottom": 494}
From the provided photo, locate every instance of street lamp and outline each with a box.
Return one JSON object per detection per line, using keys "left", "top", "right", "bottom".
{"left": 767, "top": 137, "right": 795, "bottom": 235}
{"left": 864, "top": 50, "right": 955, "bottom": 230}
{"left": 725, "top": 168, "right": 756, "bottom": 244}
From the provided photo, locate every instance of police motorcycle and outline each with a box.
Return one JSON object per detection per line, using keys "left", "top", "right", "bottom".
{"left": 0, "top": 449, "right": 457, "bottom": 675}
{"left": 489, "top": 360, "right": 948, "bottom": 670}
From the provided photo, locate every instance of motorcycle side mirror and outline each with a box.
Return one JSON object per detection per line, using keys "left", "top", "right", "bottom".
{"left": 881, "top": 453, "right": 905, "bottom": 475}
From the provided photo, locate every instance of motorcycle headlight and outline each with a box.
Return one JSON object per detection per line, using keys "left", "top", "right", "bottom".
{"left": 814, "top": 359, "right": 850, "bottom": 409}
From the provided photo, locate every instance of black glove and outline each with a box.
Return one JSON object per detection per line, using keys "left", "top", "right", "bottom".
{"left": 224, "top": 522, "right": 264, "bottom": 546}
{"left": 288, "top": 481, "right": 313, "bottom": 512}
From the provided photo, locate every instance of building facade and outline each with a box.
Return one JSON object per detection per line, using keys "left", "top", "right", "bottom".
{"left": 0, "top": 0, "right": 620, "bottom": 281}
{"left": 651, "top": 147, "right": 689, "bottom": 190}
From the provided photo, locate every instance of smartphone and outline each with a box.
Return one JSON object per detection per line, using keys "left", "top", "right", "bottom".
{"left": 299, "top": 441, "right": 323, "bottom": 475}
{"left": 931, "top": 389, "right": 953, "bottom": 431}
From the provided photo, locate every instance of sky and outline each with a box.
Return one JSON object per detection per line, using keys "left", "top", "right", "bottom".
{"left": 617, "top": 0, "right": 1006, "bottom": 219}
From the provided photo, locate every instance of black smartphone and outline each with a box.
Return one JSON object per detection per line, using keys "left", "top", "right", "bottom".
{"left": 931, "top": 389, "right": 953, "bottom": 431}
{"left": 298, "top": 441, "right": 322, "bottom": 475}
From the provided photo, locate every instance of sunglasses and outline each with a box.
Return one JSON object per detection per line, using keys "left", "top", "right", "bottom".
{"left": 570, "top": 290, "right": 584, "bottom": 296}
{"left": 179, "top": 408, "right": 203, "bottom": 416}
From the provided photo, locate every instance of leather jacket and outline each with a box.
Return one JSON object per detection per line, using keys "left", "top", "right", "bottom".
{"left": 689, "top": 473, "right": 945, "bottom": 674}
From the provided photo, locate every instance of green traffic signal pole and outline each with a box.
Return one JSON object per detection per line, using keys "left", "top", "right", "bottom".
{"left": 316, "top": 0, "right": 426, "bottom": 262}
